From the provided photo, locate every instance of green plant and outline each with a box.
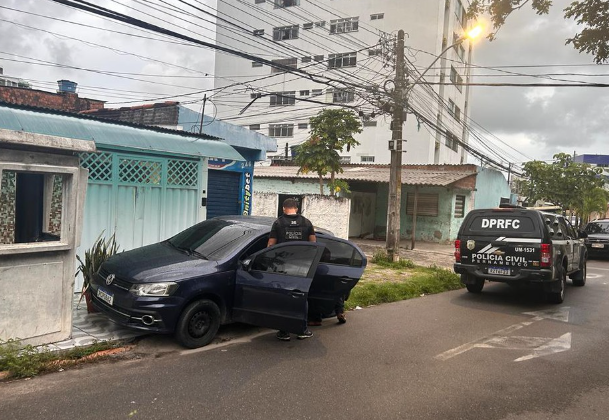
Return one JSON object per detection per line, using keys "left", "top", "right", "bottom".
{"left": 371, "top": 250, "right": 415, "bottom": 269}
{"left": 0, "top": 339, "right": 54, "bottom": 378}
{"left": 76, "top": 232, "right": 119, "bottom": 297}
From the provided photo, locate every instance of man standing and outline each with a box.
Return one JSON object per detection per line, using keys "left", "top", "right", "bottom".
{"left": 268, "top": 198, "right": 316, "bottom": 341}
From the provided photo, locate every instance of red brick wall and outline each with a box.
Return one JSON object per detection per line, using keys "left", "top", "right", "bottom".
{"left": 0, "top": 86, "right": 104, "bottom": 112}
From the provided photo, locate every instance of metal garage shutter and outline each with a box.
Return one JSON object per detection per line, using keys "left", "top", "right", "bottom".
{"left": 207, "top": 169, "right": 241, "bottom": 219}
{"left": 406, "top": 193, "right": 439, "bottom": 217}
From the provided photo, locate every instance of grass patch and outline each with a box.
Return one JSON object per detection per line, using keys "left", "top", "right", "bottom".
{"left": 345, "top": 263, "right": 463, "bottom": 310}
{"left": 0, "top": 339, "right": 123, "bottom": 380}
{"left": 371, "top": 249, "right": 416, "bottom": 269}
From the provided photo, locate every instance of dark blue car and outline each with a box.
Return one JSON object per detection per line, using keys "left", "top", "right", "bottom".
{"left": 90, "top": 216, "right": 367, "bottom": 348}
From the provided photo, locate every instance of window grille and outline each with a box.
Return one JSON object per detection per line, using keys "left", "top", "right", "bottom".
{"left": 273, "top": 25, "right": 299, "bottom": 41}
{"left": 269, "top": 124, "right": 294, "bottom": 137}
{"left": 328, "top": 52, "right": 357, "bottom": 69}
{"left": 79, "top": 152, "right": 113, "bottom": 182}
{"left": 455, "top": 195, "right": 466, "bottom": 218}
{"left": 330, "top": 17, "right": 359, "bottom": 34}
{"left": 270, "top": 91, "right": 296, "bottom": 106}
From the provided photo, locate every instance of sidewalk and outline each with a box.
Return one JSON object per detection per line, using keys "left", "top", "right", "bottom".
{"left": 351, "top": 238, "right": 455, "bottom": 269}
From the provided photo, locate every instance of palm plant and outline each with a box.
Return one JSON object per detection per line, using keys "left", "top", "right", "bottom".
{"left": 76, "top": 233, "right": 119, "bottom": 310}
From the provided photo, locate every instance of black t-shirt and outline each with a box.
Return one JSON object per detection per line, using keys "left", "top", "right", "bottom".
{"left": 269, "top": 214, "right": 315, "bottom": 244}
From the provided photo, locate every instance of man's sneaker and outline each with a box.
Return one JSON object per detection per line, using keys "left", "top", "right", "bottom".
{"left": 297, "top": 330, "right": 313, "bottom": 340}
{"left": 307, "top": 320, "right": 322, "bottom": 326}
{"left": 276, "top": 331, "right": 291, "bottom": 341}
{"left": 337, "top": 312, "right": 347, "bottom": 324}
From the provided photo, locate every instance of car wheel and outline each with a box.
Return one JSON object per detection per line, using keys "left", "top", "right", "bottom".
{"left": 175, "top": 299, "right": 221, "bottom": 349}
{"left": 463, "top": 275, "right": 484, "bottom": 293}
{"left": 571, "top": 259, "right": 587, "bottom": 287}
{"left": 547, "top": 266, "right": 566, "bottom": 304}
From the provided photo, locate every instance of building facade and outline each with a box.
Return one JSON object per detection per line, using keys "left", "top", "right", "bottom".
{"left": 214, "top": 0, "right": 474, "bottom": 165}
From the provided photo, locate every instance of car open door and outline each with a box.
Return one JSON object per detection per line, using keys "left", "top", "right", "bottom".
{"left": 233, "top": 242, "right": 325, "bottom": 334}
{"left": 308, "top": 237, "right": 367, "bottom": 316}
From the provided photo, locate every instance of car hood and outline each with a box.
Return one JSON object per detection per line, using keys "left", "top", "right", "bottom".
{"left": 587, "top": 233, "right": 609, "bottom": 241}
{"left": 101, "top": 242, "right": 217, "bottom": 283}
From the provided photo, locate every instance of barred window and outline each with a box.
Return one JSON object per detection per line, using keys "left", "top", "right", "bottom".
{"left": 270, "top": 91, "right": 296, "bottom": 106}
{"left": 328, "top": 52, "right": 357, "bottom": 69}
{"left": 269, "top": 124, "right": 294, "bottom": 137}
{"left": 361, "top": 156, "right": 375, "bottom": 163}
{"left": 330, "top": 17, "right": 359, "bottom": 34}
{"left": 455, "top": 195, "right": 466, "bottom": 218}
{"left": 273, "top": 25, "right": 299, "bottom": 41}
{"left": 271, "top": 58, "right": 298, "bottom": 73}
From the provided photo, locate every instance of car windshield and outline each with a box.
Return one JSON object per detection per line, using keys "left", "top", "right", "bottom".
{"left": 167, "top": 219, "right": 262, "bottom": 260}
{"left": 585, "top": 221, "right": 609, "bottom": 234}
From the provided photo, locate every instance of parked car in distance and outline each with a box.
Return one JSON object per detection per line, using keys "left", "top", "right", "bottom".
{"left": 89, "top": 216, "right": 367, "bottom": 348}
{"left": 583, "top": 219, "right": 609, "bottom": 259}
{"left": 454, "top": 206, "right": 587, "bottom": 303}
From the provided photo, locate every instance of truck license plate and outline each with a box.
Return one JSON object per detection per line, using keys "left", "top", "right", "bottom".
{"left": 97, "top": 288, "right": 114, "bottom": 306}
{"left": 488, "top": 267, "right": 510, "bottom": 276}
{"left": 591, "top": 243, "right": 604, "bottom": 249}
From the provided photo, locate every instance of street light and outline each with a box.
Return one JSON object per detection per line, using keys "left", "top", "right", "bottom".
{"left": 385, "top": 25, "right": 482, "bottom": 262}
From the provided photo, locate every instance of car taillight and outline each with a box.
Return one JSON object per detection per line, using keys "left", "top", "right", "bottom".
{"left": 454, "top": 240, "right": 461, "bottom": 262}
{"left": 541, "top": 243, "right": 551, "bottom": 267}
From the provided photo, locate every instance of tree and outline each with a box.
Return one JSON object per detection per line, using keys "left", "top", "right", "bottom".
{"left": 294, "top": 109, "right": 362, "bottom": 196}
{"left": 579, "top": 186, "right": 609, "bottom": 224}
{"left": 468, "top": 0, "right": 609, "bottom": 63}
{"left": 521, "top": 153, "right": 605, "bottom": 212}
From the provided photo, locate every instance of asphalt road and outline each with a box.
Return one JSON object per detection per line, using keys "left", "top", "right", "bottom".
{"left": 2, "top": 259, "right": 609, "bottom": 420}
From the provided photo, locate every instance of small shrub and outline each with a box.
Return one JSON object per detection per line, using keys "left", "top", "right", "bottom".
{"left": 371, "top": 250, "right": 415, "bottom": 269}
{"left": 0, "top": 339, "right": 54, "bottom": 379}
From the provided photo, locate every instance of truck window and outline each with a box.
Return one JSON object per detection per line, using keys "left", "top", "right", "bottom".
{"left": 467, "top": 215, "right": 536, "bottom": 233}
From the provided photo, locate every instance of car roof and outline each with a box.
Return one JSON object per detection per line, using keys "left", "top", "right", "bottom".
{"left": 212, "top": 215, "right": 335, "bottom": 236}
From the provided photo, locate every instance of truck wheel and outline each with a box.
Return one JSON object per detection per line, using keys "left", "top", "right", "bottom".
{"left": 175, "top": 299, "right": 221, "bottom": 349}
{"left": 547, "top": 266, "right": 566, "bottom": 304}
{"left": 571, "top": 259, "right": 586, "bottom": 287}
{"left": 464, "top": 277, "right": 485, "bottom": 293}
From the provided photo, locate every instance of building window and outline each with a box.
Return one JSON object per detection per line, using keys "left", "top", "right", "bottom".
{"left": 328, "top": 52, "right": 357, "bottom": 69}
{"left": 303, "top": 22, "right": 313, "bottom": 30}
{"left": 271, "top": 58, "right": 298, "bottom": 73}
{"left": 311, "top": 89, "right": 323, "bottom": 96}
{"left": 450, "top": 66, "right": 463, "bottom": 92}
{"left": 270, "top": 91, "right": 296, "bottom": 106}
{"left": 370, "top": 13, "right": 384, "bottom": 20}
{"left": 445, "top": 131, "right": 459, "bottom": 152}
{"left": 250, "top": 92, "right": 262, "bottom": 99}
{"left": 253, "top": 29, "right": 264, "bottom": 36}
{"left": 448, "top": 99, "right": 461, "bottom": 122}
{"left": 274, "top": 0, "right": 299, "bottom": 8}
{"left": 269, "top": 124, "right": 294, "bottom": 137}
{"left": 332, "top": 89, "right": 355, "bottom": 103}
{"left": 255, "top": 0, "right": 264, "bottom": 3}
{"left": 252, "top": 61, "right": 263, "bottom": 68}
{"left": 363, "top": 120, "right": 377, "bottom": 127}
{"left": 315, "top": 21, "right": 326, "bottom": 28}
{"left": 298, "top": 123, "right": 308, "bottom": 129}
{"left": 406, "top": 193, "right": 439, "bottom": 217}
{"left": 361, "top": 156, "right": 375, "bottom": 163}
{"left": 313, "top": 55, "right": 324, "bottom": 62}
{"left": 453, "top": 33, "right": 466, "bottom": 61}
{"left": 455, "top": 0, "right": 467, "bottom": 29}
{"left": 455, "top": 195, "right": 466, "bottom": 218}
{"left": 249, "top": 124, "right": 261, "bottom": 130}
{"left": 368, "top": 49, "right": 382, "bottom": 56}
{"left": 330, "top": 17, "right": 359, "bottom": 34}
{"left": 301, "top": 56, "right": 311, "bottom": 63}
{"left": 300, "top": 90, "right": 310, "bottom": 96}
{"left": 273, "top": 25, "right": 299, "bottom": 41}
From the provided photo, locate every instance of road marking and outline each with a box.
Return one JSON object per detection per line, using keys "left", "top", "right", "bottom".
{"left": 435, "top": 308, "right": 571, "bottom": 362}
{"left": 586, "top": 273, "right": 602, "bottom": 279}
{"left": 588, "top": 267, "right": 609, "bottom": 272}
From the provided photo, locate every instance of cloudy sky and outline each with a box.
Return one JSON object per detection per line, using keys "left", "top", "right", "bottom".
{"left": 1, "top": 0, "right": 607, "bottom": 169}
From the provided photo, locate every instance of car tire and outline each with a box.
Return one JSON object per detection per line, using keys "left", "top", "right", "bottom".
{"left": 547, "top": 265, "right": 566, "bottom": 304}
{"left": 175, "top": 299, "right": 221, "bottom": 349}
{"left": 463, "top": 275, "right": 484, "bottom": 293}
{"left": 571, "top": 259, "right": 587, "bottom": 287}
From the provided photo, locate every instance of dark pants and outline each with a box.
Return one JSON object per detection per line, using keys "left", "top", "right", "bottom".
{"left": 308, "top": 296, "right": 345, "bottom": 322}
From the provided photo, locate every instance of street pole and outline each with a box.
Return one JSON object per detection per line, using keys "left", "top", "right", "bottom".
{"left": 198, "top": 94, "right": 207, "bottom": 135}
{"left": 386, "top": 30, "right": 405, "bottom": 262}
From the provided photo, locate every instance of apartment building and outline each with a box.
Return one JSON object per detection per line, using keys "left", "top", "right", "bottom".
{"left": 214, "top": 0, "right": 474, "bottom": 165}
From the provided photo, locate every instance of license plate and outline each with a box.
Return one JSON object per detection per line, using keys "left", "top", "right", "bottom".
{"left": 97, "top": 288, "right": 114, "bottom": 306}
{"left": 591, "top": 243, "right": 604, "bottom": 249}
{"left": 488, "top": 267, "right": 510, "bottom": 276}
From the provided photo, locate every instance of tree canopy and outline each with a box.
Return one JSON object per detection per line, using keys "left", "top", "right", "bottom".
{"left": 520, "top": 153, "right": 607, "bottom": 221}
{"left": 468, "top": 0, "right": 609, "bottom": 63}
{"left": 294, "top": 109, "right": 362, "bottom": 196}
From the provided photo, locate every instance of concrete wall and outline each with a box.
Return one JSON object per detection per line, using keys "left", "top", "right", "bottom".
{"left": 252, "top": 191, "right": 350, "bottom": 239}
{"left": 473, "top": 167, "right": 511, "bottom": 210}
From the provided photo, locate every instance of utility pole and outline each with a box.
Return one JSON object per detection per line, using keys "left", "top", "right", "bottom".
{"left": 198, "top": 94, "right": 207, "bottom": 134}
{"left": 386, "top": 30, "right": 406, "bottom": 262}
